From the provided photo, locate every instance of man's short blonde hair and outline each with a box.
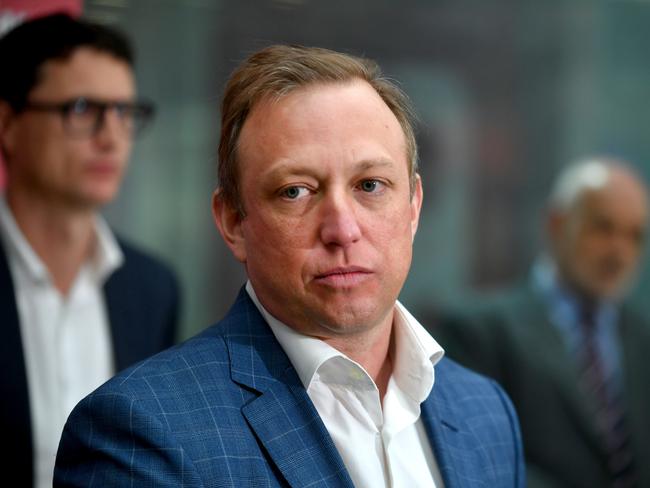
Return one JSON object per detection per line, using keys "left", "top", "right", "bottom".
{"left": 218, "top": 44, "right": 419, "bottom": 215}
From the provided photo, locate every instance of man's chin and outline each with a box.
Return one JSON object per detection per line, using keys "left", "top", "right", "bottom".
{"left": 81, "top": 186, "right": 121, "bottom": 207}
{"left": 62, "top": 192, "right": 118, "bottom": 212}
{"left": 590, "top": 281, "right": 632, "bottom": 302}
{"left": 312, "top": 302, "right": 393, "bottom": 336}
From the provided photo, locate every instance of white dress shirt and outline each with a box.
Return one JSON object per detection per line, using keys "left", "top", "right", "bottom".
{"left": 246, "top": 282, "right": 446, "bottom": 488}
{"left": 0, "top": 197, "right": 123, "bottom": 488}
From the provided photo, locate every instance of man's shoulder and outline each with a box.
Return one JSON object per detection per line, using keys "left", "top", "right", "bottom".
{"left": 475, "top": 281, "right": 538, "bottom": 311}
{"left": 89, "top": 291, "right": 276, "bottom": 402}
{"left": 435, "top": 355, "right": 503, "bottom": 392}
{"left": 114, "top": 236, "right": 176, "bottom": 277}
{"left": 432, "top": 356, "right": 519, "bottom": 429}
{"left": 447, "top": 282, "right": 541, "bottom": 326}
{"left": 92, "top": 322, "right": 232, "bottom": 399}
{"left": 106, "top": 235, "right": 180, "bottom": 302}
{"left": 429, "top": 356, "right": 524, "bottom": 487}
{"left": 620, "top": 298, "right": 650, "bottom": 333}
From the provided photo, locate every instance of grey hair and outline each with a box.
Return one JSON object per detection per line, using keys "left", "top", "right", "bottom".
{"left": 548, "top": 157, "right": 621, "bottom": 211}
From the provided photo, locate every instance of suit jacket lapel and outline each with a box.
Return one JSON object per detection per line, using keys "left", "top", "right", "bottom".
{"left": 103, "top": 237, "right": 138, "bottom": 372}
{"left": 104, "top": 240, "right": 142, "bottom": 372}
{"left": 518, "top": 287, "right": 604, "bottom": 449}
{"left": 0, "top": 240, "right": 33, "bottom": 486}
{"left": 618, "top": 306, "right": 650, "bottom": 486}
{"left": 104, "top": 262, "right": 131, "bottom": 371}
{"left": 420, "top": 366, "right": 489, "bottom": 488}
{"left": 225, "top": 290, "right": 354, "bottom": 488}
{"left": 242, "top": 375, "right": 353, "bottom": 487}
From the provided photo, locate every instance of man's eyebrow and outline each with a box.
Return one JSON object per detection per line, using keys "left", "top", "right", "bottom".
{"left": 262, "top": 161, "right": 319, "bottom": 181}
{"left": 263, "top": 158, "right": 397, "bottom": 180}
{"left": 355, "top": 159, "right": 396, "bottom": 171}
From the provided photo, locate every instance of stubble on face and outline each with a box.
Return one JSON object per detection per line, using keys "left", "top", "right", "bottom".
{"left": 233, "top": 80, "right": 422, "bottom": 346}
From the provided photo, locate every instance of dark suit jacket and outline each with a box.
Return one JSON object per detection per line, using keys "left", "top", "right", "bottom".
{"left": 435, "top": 283, "right": 650, "bottom": 488}
{"left": 54, "top": 287, "right": 525, "bottom": 487}
{"left": 0, "top": 237, "right": 180, "bottom": 488}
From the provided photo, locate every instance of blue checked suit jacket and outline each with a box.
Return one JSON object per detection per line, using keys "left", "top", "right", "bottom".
{"left": 55, "top": 288, "right": 525, "bottom": 487}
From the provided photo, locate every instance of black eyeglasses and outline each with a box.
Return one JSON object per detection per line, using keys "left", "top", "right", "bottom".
{"left": 21, "top": 97, "right": 155, "bottom": 138}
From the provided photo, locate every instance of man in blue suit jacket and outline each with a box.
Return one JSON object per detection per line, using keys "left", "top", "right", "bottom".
{"left": 0, "top": 14, "right": 179, "bottom": 488}
{"left": 55, "top": 44, "right": 524, "bottom": 487}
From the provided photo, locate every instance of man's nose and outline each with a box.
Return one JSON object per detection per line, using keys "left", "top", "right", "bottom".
{"left": 93, "top": 108, "right": 130, "bottom": 146}
{"left": 615, "top": 232, "right": 642, "bottom": 264}
{"left": 319, "top": 191, "right": 362, "bottom": 247}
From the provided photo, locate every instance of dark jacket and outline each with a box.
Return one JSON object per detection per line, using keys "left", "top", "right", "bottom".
{"left": 435, "top": 283, "right": 650, "bottom": 488}
{"left": 0, "top": 237, "right": 180, "bottom": 487}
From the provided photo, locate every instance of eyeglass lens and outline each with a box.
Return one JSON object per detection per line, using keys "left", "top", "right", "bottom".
{"left": 63, "top": 98, "right": 154, "bottom": 137}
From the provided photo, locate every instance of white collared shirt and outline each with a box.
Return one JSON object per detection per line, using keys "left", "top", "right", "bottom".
{"left": 246, "top": 282, "right": 446, "bottom": 488}
{"left": 0, "top": 197, "right": 123, "bottom": 488}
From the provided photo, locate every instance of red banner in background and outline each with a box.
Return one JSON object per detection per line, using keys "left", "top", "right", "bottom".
{"left": 0, "top": 0, "right": 82, "bottom": 34}
{"left": 0, "top": 0, "right": 83, "bottom": 189}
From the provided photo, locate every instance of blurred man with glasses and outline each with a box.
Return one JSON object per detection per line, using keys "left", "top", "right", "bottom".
{"left": 0, "top": 13, "right": 180, "bottom": 488}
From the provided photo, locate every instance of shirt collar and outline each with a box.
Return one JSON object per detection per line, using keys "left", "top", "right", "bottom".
{"left": 0, "top": 196, "right": 49, "bottom": 282}
{"left": 92, "top": 215, "right": 124, "bottom": 282}
{"left": 392, "top": 300, "right": 444, "bottom": 403}
{"left": 0, "top": 195, "right": 123, "bottom": 285}
{"left": 530, "top": 255, "right": 617, "bottom": 330}
{"left": 245, "top": 281, "right": 444, "bottom": 401}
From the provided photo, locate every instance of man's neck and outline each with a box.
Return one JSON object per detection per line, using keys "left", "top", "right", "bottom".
{"left": 559, "top": 277, "right": 604, "bottom": 310}
{"left": 325, "top": 316, "right": 395, "bottom": 400}
{"left": 7, "top": 190, "right": 97, "bottom": 296}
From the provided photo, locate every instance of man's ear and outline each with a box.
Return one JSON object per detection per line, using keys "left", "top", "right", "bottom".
{"left": 0, "top": 101, "right": 16, "bottom": 159}
{"left": 410, "top": 174, "right": 424, "bottom": 239}
{"left": 545, "top": 208, "right": 568, "bottom": 253}
{"left": 212, "top": 189, "right": 247, "bottom": 263}
{"left": 546, "top": 208, "right": 562, "bottom": 238}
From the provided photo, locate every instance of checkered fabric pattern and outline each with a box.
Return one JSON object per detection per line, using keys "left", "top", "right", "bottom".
{"left": 55, "top": 287, "right": 524, "bottom": 487}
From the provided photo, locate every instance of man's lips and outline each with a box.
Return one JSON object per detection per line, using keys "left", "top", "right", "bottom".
{"left": 313, "top": 266, "right": 373, "bottom": 286}
{"left": 86, "top": 160, "right": 121, "bottom": 176}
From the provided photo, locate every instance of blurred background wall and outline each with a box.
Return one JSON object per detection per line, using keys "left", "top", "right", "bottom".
{"left": 6, "top": 0, "right": 650, "bottom": 339}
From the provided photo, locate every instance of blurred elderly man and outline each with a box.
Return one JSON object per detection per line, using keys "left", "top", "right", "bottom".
{"left": 438, "top": 157, "right": 650, "bottom": 488}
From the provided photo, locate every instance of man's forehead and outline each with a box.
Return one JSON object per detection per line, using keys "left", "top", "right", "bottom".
{"left": 575, "top": 184, "right": 648, "bottom": 222}
{"left": 31, "top": 47, "right": 134, "bottom": 97}
{"left": 246, "top": 81, "right": 401, "bottom": 137}
{"left": 240, "top": 84, "right": 405, "bottom": 158}
{"left": 39, "top": 47, "right": 128, "bottom": 74}
{"left": 250, "top": 79, "right": 383, "bottom": 117}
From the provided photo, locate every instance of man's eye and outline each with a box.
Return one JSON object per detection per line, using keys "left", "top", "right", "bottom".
{"left": 69, "top": 98, "right": 89, "bottom": 115}
{"left": 66, "top": 99, "right": 101, "bottom": 119}
{"left": 359, "top": 179, "right": 382, "bottom": 192}
{"left": 281, "top": 186, "right": 309, "bottom": 199}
